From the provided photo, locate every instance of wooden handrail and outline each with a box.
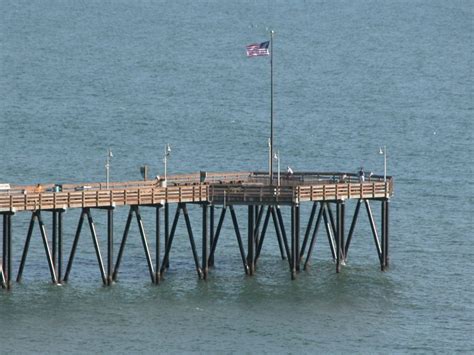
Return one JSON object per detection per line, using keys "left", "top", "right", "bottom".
{"left": 0, "top": 172, "right": 393, "bottom": 212}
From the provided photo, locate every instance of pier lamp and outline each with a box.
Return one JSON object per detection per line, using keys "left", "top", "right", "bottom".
{"left": 379, "top": 146, "right": 387, "bottom": 182}
{"left": 163, "top": 144, "right": 171, "bottom": 186}
{"left": 273, "top": 150, "right": 280, "bottom": 187}
{"left": 105, "top": 148, "right": 113, "bottom": 189}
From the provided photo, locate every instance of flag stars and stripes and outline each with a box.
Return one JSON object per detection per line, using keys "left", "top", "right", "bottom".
{"left": 246, "top": 41, "right": 270, "bottom": 57}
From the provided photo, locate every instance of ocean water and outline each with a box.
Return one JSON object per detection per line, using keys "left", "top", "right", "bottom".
{"left": 0, "top": 0, "right": 472, "bottom": 353}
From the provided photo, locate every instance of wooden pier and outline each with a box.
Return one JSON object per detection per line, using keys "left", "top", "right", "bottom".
{"left": 0, "top": 171, "right": 393, "bottom": 289}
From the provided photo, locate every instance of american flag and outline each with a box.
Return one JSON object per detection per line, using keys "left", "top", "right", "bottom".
{"left": 246, "top": 41, "right": 270, "bottom": 57}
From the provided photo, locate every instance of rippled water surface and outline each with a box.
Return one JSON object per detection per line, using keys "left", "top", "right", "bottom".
{"left": 1, "top": 0, "right": 472, "bottom": 353}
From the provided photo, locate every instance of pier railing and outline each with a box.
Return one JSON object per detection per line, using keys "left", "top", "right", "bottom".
{"left": 0, "top": 185, "right": 209, "bottom": 212}
{"left": 0, "top": 173, "right": 393, "bottom": 212}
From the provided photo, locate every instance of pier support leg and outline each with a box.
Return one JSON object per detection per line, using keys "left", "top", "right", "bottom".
{"left": 164, "top": 203, "right": 170, "bottom": 269}
{"left": 16, "top": 211, "right": 64, "bottom": 285}
{"left": 7, "top": 213, "right": 12, "bottom": 289}
{"left": 57, "top": 210, "right": 63, "bottom": 283}
{"left": 0, "top": 215, "right": 5, "bottom": 288}
{"left": 275, "top": 206, "right": 291, "bottom": 267}
{"left": 381, "top": 199, "right": 389, "bottom": 270}
{"left": 344, "top": 199, "right": 361, "bottom": 261}
{"left": 160, "top": 205, "right": 180, "bottom": 277}
{"left": 17, "top": 212, "right": 36, "bottom": 283}
{"left": 322, "top": 204, "right": 337, "bottom": 262}
{"left": 0, "top": 268, "right": 4, "bottom": 289}
{"left": 2, "top": 214, "right": 7, "bottom": 289}
{"left": 229, "top": 206, "right": 249, "bottom": 275}
{"left": 0, "top": 223, "right": 5, "bottom": 286}
{"left": 209, "top": 205, "right": 215, "bottom": 267}
{"left": 300, "top": 202, "right": 318, "bottom": 263}
{"left": 2, "top": 213, "right": 13, "bottom": 289}
{"left": 64, "top": 210, "right": 85, "bottom": 283}
{"left": 50, "top": 210, "right": 65, "bottom": 283}
{"left": 303, "top": 203, "right": 324, "bottom": 270}
{"left": 335, "top": 201, "right": 345, "bottom": 273}
{"left": 38, "top": 212, "right": 58, "bottom": 284}
{"left": 290, "top": 205, "right": 297, "bottom": 279}
{"left": 85, "top": 209, "right": 107, "bottom": 285}
{"left": 255, "top": 206, "right": 271, "bottom": 263}
{"left": 364, "top": 200, "right": 383, "bottom": 267}
{"left": 63, "top": 208, "right": 108, "bottom": 285}
{"left": 113, "top": 206, "right": 155, "bottom": 283}
{"left": 208, "top": 207, "right": 226, "bottom": 268}
{"left": 295, "top": 204, "right": 300, "bottom": 271}
{"left": 135, "top": 207, "right": 156, "bottom": 283}
{"left": 381, "top": 200, "right": 385, "bottom": 271}
{"left": 155, "top": 205, "right": 161, "bottom": 284}
{"left": 158, "top": 204, "right": 202, "bottom": 279}
{"left": 270, "top": 206, "right": 286, "bottom": 260}
{"left": 182, "top": 204, "right": 203, "bottom": 279}
{"left": 254, "top": 206, "right": 264, "bottom": 262}
{"left": 247, "top": 205, "right": 255, "bottom": 276}
{"left": 52, "top": 211, "right": 57, "bottom": 276}
{"left": 107, "top": 207, "right": 114, "bottom": 285}
{"left": 112, "top": 208, "right": 133, "bottom": 282}
{"left": 202, "top": 204, "right": 208, "bottom": 280}
{"left": 326, "top": 204, "right": 337, "bottom": 246}
{"left": 0, "top": 268, "right": 4, "bottom": 290}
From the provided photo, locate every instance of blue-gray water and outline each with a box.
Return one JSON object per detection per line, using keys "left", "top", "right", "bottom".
{"left": 1, "top": 0, "right": 472, "bottom": 353}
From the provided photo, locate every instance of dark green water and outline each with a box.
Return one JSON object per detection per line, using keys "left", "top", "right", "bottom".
{"left": 1, "top": 0, "right": 472, "bottom": 353}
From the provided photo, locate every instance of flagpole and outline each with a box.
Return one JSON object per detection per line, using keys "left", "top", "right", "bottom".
{"left": 270, "top": 30, "right": 274, "bottom": 184}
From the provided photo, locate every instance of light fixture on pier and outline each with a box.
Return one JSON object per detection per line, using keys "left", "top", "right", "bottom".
{"left": 379, "top": 146, "right": 387, "bottom": 182}
{"left": 105, "top": 148, "right": 113, "bottom": 189}
{"left": 140, "top": 165, "right": 148, "bottom": 181}
{"left": 273, "top": 150, "right": 280, "bottom": 186}
{"left": 163, "top": 144, "right": 171, "bottom": 187}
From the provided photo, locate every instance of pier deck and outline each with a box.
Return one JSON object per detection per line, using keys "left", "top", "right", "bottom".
{"left": 0, "top": 171, "right": 393, "bottom": 289}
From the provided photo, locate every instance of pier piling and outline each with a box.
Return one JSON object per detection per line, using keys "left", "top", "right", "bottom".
{"left": 155, "top": 205, "right": 161, "bottom": 284}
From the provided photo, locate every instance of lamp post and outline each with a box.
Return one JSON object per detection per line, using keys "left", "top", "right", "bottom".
{"left": 268, "top": 138, "right": 272, "bottom": 184}
{"left": 105, "top": 148, "right": 113, "bottom": 189}
{"left": 163, "top": 144, "right": 171, "bottom": 187}
{"left": 273, "top": 150, "right": 280, "bottom": 187}
{"left": 379, "top": 146, "right": 387, "bottom": 182}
